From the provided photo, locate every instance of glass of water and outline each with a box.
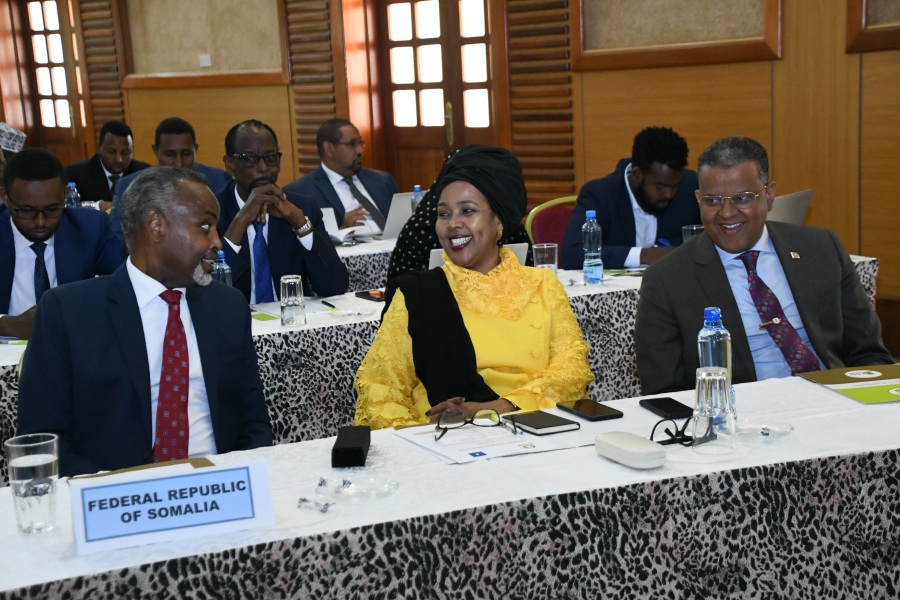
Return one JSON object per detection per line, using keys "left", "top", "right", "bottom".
{"left": 532, "top": 243, "right": 558, "bottom": 273}
{"left": 5, "top": 433, "right": 59, "bottom": 533}
{"left": 280, "top": 275, "right": 307, "bottom": 326}
{"left": 691, "top": 367, "right": 736, "bottom": 455}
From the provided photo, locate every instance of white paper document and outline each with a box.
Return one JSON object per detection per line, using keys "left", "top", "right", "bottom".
{"left": 393, "top": 424, "right": 566, "bottom": 464}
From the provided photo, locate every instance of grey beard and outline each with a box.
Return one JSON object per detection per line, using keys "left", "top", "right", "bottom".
{"left": 192, "top": 263, "right": 212, "bottom": 287}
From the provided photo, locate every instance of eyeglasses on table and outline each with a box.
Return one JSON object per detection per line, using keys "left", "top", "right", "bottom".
{"left": 650, "top": 418, "right": 717, "bottom": 447}
{"left": 434, "top": 408, "right": 519, "bottom": 442}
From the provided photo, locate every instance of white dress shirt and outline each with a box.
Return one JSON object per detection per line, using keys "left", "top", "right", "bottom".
{"left": 224, "top": 185, "right": 313, "bottom": 303}
{"left": 7, "top": 221, "right": 58, "bottom": 316}
{"left": 714, "top": 226, "right": 824, "bottom": 380}
{"left": 126, "top": 258, "right": 217, "bottom": 457}
{"left": 321, "top": 163, "right": 382, "bottom": 234}
{"left": 623, "top": 163, "right": 659, "bottom": 268}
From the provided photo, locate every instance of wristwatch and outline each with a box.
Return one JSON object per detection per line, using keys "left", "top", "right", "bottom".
{"left": 294, "top": 219, "right": 313, "bottom": 237}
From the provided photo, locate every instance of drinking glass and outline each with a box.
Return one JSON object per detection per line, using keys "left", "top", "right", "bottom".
{"left": 280, "top": 275, "right": 307, "bottom": 326}
{"left": 682, "top": 225, "right": 704, "bottom": 243}
{"left": 5, "top": 433, "right": 59, "bottom": 533}
{"left": 691, "top": 367, "right": 735, "bottom": 455}
{"left": 532, "top": 243, "right": 558, "bottom": 273}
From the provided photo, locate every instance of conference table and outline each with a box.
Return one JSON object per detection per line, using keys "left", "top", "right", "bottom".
{"left": 0, "top": 256, "right": 881, "bottom": 486}
{"left": 1, "top": 376, "right": 897, "bottom": 597}
{"left": 336, "top": 239, "right": 396, "bottom": 292}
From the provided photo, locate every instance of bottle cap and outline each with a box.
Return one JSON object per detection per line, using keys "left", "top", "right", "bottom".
{"left": 413, "top": 184, "right": 421, "bottom": 192}
{"left": 704, "top": 306, "right": 721, "bottom": 321}
{"left": 217, "top": 250, "right": 226, "bottom": 260}
{"left": 585, "top": 210, "right": 596, "bottom": 218}
{"left": 68, "top": 182, "right": 76, "bottom": 190}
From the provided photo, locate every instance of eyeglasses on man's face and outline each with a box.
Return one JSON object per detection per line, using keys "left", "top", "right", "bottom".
{"left": 434, "top": 408, "right": 518, "bottom": 441}
{"left": 697, "top": 186, "right": 766, "bottom": 210}
{"left": 8, "top": 204, "right": 65, "bottom": 221}
{"left": 331, "top": 138, "right": 366, "bottom": 150}
{"left": 230, "top": 151, "right": 282, "bottom": 169}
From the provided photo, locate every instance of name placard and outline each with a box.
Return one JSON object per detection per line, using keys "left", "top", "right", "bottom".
{"left": 69, "top": 461, "right": 273, "bottom": 554}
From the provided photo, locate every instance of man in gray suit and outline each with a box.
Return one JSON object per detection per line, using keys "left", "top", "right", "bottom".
{"left": 635, "top": 136, "right": 893, "bottom": 394}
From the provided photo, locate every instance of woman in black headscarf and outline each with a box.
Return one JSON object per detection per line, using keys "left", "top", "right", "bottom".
{"left": 355, "top": 146, "right": 593, "bottom": 429}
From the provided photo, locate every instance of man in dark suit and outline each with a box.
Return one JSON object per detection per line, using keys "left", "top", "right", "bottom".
{"left": 635, "top": 136, "right": 893, "bottom": 394}
{"left": 65, "top": 120, "right": 151, "bottom": 210}
{"left": 18, "top": 167, "right": 273, "bottom": 477}
{"left": 109, "top": 117, "right": 232, "bottom": 245}
{"left": 561, "top": 127, "right": 701, "bottom": 270}
{"left": 218, "top": 120, "right": 348, "bottom": 301}
{"left": 283, "top": 118, "right": 398, "bottom": 233}
{"left": 0, "top": 149, "right": 126, "bottom": 339}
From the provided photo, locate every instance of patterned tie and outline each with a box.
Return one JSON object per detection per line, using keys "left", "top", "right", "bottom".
{"left": 152, "top": 290, "right": 190, "bottom": 463}
{"left": 739, "top": 250, "right": 820, "bottom": 374}
{"left": 252, "top": 221, "right": 275, "bottom": 302}
{"left": 109, "top": 173, "right": 120, "bottom": 192}
{"left": 31, "top": 242, "right": 50, "bottom": 303}
{"left": 343, "top": 176, "right": 386, "bottom": 228}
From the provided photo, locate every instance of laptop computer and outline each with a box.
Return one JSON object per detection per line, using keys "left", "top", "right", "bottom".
{"left": 379, "top": 192, "right": 414, "bottom": 239}
{"left": 428, "top": 242, "right": 529, "bottom": 269}
{"left": 768, "top": 189, "right": 812, "bottom": 224}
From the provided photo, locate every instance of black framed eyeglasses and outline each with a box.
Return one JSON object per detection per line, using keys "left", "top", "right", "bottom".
{"left": 331, "top": 139, "right": 366, "bottom": 149}
{"left": 8, "top": 204, "right": 65, "bottom": 220}
{"left": 649, "top": 418, "right": 693, "bottom": 446}
{"left": 230, "top": 151, "right": 282, "bottom": 168}
{"left": 434, "top": 408, "right": 518, "bottom": 442}
{"left": 697, "top": 185, "right": 767, "bottom": 209}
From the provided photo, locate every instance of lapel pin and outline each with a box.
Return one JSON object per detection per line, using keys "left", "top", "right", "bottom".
{"left": 790, "top": 252, "right": 800, "bottom": 259}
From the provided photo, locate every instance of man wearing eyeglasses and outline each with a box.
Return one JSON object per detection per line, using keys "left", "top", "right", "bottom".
{"left": 561, "top": 126, "right": 702, "bottom": 270}
{"left": 0, "top": 148, "right": 126, "bottom": 339}
{"left": 217, "top": 120, "right": 348, "bottom": 302}
{"left": 635, "top": 136, "right": 892, "bottom": 394}
{"left": 283, "top": 118, "right": 398, "bottom": 232}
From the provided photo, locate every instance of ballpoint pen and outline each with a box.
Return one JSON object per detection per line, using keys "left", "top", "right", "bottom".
{"left": 321, "top": 301, "right": 337, "bottom": 309}
{"left": 656, "top": 238, "right": 671, "bottom": 247}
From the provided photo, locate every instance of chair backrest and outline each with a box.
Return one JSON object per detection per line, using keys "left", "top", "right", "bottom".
{"left": 525, "top": 196, "right": 577, "bottom": 254}
{"left": 768, "top": 189, "right": 812, "bottom": 224}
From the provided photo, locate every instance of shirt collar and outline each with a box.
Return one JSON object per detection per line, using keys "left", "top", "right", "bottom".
{"left": 623, "top": 162, "right": 650, "bottom": 216}
{"left": 713, "top": 225, "right": 774, "bottom": 264}
{"left": 321, "top": 162, "right": 353, "bottom": 186}
{"left": 126, "top": 256, "right": 187, "bottom": 310}
{"left": 10, "top": 219, "right": 55, "bottom": 253}
{"left": 233, "top": 184, "right": 246, "bottom": 210}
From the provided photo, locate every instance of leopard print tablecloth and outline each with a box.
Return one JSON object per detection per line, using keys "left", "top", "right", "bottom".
{"left": 7, "top": 449, "right": 898, "bottom": 598}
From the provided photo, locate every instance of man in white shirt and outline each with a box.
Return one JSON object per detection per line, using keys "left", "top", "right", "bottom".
{"left": 283, "top": 118, "right": 398, "bottom": 234}
{"left": 17, "top": 166, "right": 272, "bottom": 476}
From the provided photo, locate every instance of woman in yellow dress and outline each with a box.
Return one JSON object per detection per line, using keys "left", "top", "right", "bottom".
{"left": 355, "top": 145, "right": 593, "bottom": 429}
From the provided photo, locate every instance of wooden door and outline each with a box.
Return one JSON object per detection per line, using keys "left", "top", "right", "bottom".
{"left": 376, "top": 0, "right": 510, "bottom": 191}
{"left": 19, "top": 0, "right": 91, "bottom": 164}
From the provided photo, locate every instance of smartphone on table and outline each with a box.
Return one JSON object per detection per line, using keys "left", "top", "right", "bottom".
{"left": 355, "top": 289, "right": 385, "bottom": 302}
{"left": 556, "top": 399, "right": 623, "bottom": 422}
{"left": 639, "top": 397, "right": 693, "bottom": 420}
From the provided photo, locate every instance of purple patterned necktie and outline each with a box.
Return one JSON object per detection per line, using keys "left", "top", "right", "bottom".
{"left": 152, "top": 290, "right": 190, "bottom": 462}
{"left": 739, "top": 250, "right": 820, "bottom": 374}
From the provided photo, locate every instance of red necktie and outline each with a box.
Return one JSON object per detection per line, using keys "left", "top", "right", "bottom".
{"left": 739, "top": 250, "right": 820, "bottom": 375}
{"left": 152, "top": 290, "right": 190, "bottom": 462}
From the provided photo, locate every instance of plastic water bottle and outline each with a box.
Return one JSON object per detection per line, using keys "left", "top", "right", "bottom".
{"left": 582, "top": 210, "right": 603, "bottom": 284}
{"left": 211, "top": 250, "right": 232, "bottom": 286}
{"left": 411, "top": 184, "right": 423, "bottom": 211}
{"left": 697, "top": 306, "right": 736, "bottom": 421}
{"left": 65, "top": 183, "right": 81, "bottom": 208}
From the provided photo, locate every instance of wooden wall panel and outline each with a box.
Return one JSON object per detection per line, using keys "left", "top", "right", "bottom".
{"left": 860, "top": 50, "right": 900, "bottom": 298}
{"left": 574, "top": 62, "right": 771, "bottom": 184}
{"left": 772, "top": 0, "right": 861, "bottom": 249}
{"left": 123, "top": 86, "right": 297, "bottom": 180}
{"left": 79, "top": 0, "right": 124, "bottom": 150}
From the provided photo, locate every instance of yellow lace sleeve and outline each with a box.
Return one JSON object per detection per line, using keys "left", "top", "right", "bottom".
{"left": 354, "top": 289, "right": 423, "bottom": 429}
{"left": 504, "top": 273, "right": 594, "bottom": 410}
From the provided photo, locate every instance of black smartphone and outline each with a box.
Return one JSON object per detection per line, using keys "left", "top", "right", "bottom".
{"left": 639, "top": 397, "right": 693, "bottom": 420}
{"left": 556, "top": 399, "right": 623, "bottom": 422}
{"left": 355, "top": 290, "right": 385, "bottom": 302}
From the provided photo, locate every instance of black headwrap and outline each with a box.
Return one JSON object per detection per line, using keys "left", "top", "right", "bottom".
{"left": 431, "top": 145, "right": 527, "bottom": 239}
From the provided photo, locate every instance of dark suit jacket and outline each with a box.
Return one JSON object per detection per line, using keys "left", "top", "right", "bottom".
{"left": 635, "top": 222, "right": 894, "bottom": 394}
{"left": 17, "top": 266, "right": 273, "bottom": 476}
{"left": 215, "top": 181, "right": 348, "bottom": 300}
{"left": 561, "top": 158, "right": 701, "bottom": 270}
{"left": 283, "top": 165, "right": 398, "bottom": 227}
{"left": 65, "top": 154, "right": 151, "bottom": 203}
{"left": 1, "top": 207, "right": 126, "bottom": 313}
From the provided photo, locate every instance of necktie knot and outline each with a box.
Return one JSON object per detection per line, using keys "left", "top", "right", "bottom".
{"left": 109, "top": 174, "right": 120, "bottom": 190}
{"left": 31, "top": 242, "right": 46, "bottom": 257}
{"left": 160, "top": 289, "right": 182, "bottom": 307}
{"left": 739, "top": 250, "right": 760, "bottom": 272}
{"left": 252, "top": 221, "right": 264, "bottom": 235}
